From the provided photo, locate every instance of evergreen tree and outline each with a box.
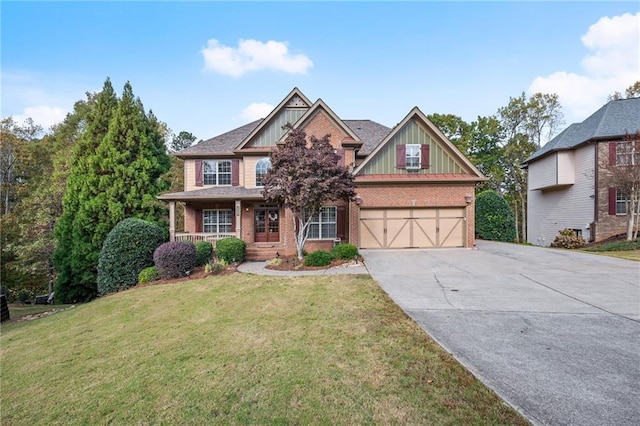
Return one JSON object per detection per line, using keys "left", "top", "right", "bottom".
{"left": 53, "top": 79, "right": 170, "bottom": 303}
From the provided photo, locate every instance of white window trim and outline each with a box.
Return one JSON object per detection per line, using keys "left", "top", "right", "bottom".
{"left": 306, "top": 206, "right": 337, "bottom": 240}
{"left": 616, "top": 142, "right": 639, "bottom": 166}
{"left": 203, "top": 209, "right": 233, "bottom": 233}
{"left": 406, "top": 144, "right": 421, "bottom": 170}
{"left": 255, "top": 158, "right": 271, "bottom": 188}
{"left": 616, "top": 188, "right": 639, "bottom": 215}
{"left": 203, "top": 160, "right": 232, "bottom": 186}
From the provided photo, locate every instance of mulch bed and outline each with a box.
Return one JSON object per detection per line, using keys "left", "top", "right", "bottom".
{"left": 265, "top": 255, "right": 364, "bottom": 271}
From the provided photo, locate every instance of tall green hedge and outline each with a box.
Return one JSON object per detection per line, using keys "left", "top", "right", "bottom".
{"left": 97, "top": 218, "right": 166, "bottom": 295}
{"left": 475, "top": 190, "right": 516, "bottom": 242}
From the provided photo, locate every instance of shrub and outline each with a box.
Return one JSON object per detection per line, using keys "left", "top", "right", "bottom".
{"left": 331, "top": 243, "right": 359, "bottom": 260}
{"left": 204, "top": 261, "right": 224, "bottom": 275}
{"left": 153, "top": 241, "right": 198, "bottom": 279}
{"left": 304, "top": 250, "right": 334, "bottom": 267}
{"left": 195, "top": 241, "right": 214, "bottom": 266}
{"left": 550, "top": 229, "right": 586, "bottom": 249}
{"left": 138, "top": 266, "right": 160, "bottom": 284}
{"left": 475, "top": 190, "right": 516, "bottom": 242}
{"left": 97, "top": 218, "right": 166, "bottom": 296}
{"left": 216, "top": 237, "right": 246, "bottom": 263}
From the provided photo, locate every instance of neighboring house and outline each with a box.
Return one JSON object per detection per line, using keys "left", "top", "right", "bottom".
{"left": 159, "top": 88, "right": 486, "bottom": 259}
{"left": 523, "top": 97, "right": 640, "bottom": 246}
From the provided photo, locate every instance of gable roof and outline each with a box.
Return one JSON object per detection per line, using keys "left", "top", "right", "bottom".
{"left": 525, "top": 97, "right": 640, "bottom": 164}
{"left": 276, "top": 98, "right": 362, "bottom": 144}
{"left": 236, "top": 87, "right": 312, "bottom": 150}
{"left": 353, "top": 106, "right": 485, "bottom": 179}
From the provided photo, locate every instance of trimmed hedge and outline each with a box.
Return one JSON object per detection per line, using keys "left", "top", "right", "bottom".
{"left": 153, "top": 241, "right": 197, "bottom": 279}
{"left": 331, "top": 243, "right": 359, "bottom": 260}
{"left": 304, "top": 250, "right": 334, "bottom": 267}
{"left": 475, "top": 190, "right": 516, "bottom": 242}
{"left": 97, "top": 218, "right": 166, "bottom": 295}
{"left": 138, "top": 266, "right": 160, "bottom": 284}
{"left": 195, "top": 241, "right": 214, "bottom": 266}
{"left": 216, "top": 237, "right": 246, "bottom": 263}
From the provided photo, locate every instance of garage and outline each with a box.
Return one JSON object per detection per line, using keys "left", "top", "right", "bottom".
{"left": 359, "top": 208, "right": 465, "bottom": 249}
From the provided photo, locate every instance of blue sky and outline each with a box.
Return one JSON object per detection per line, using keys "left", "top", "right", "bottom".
{"left": 2, "top": 2, "right": 638, "bottom": 142}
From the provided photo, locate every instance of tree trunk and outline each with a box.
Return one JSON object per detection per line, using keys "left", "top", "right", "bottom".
{"left": 513, "top": 201, "right": 519, "bottom": 243}
{"left": 520, "top": 191, "right": 527, "bottom": 243}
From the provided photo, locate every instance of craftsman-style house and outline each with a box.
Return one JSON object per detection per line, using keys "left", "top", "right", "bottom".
{"left": 159, "top": 88, "right": 486, "bottom": 259}
{"left": 524, "top": 97, "right": 640, "bottom": 245}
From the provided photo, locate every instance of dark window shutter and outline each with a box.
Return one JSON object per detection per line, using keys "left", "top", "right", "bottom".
{"left": 231, "top": 159, "right": 240, "bottom": 186}
{"left": 421, "top": 144, "right": 430, "bottom": 169}
{"left": 195, "top": 160, "right": 203, "bottom": 187}
{"left": 231, "top": 209, "right": 236, "bottom": 231}
{"left": 609, "top": 142, "right": 617, "bottom": 166}
{"left": 608, "top": 187, "right": 617, "bottom": 215}
{"left": 337, "top": 149, "right": 345, "bottom": 167}
{"left": 195, "top": 210, "right": 203, "bottom": 232}
{"left": 336, "top": 206, "right": 347, "bottom": 241}
{"left": 396, "top": 145, "right": 406, "bottom": 168}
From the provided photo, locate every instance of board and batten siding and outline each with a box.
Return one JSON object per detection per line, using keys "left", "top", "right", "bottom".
{"left": 184, "top": 158, "right": 245, "bottom": 191}
{"left": 359, "top": 119, "right": 464, "bottom": 175}
{"left": 247, "top": 108, "right": 307, "bottom": 147}
{"left": 527, "top": 144, "right": 595, "bottom": 246}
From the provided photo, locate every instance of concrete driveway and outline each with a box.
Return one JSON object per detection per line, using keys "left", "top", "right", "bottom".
{"left": 362, "top": 241, "right": 639, "bottom": 426}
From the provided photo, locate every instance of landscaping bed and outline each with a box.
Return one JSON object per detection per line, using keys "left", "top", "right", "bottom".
{"left": 265, "top": 255, "right": 364, "bottom": 271}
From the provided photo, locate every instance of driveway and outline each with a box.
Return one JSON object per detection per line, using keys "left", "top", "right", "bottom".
{"left": 362, "top": 241, "right": 640, "bottom": 426}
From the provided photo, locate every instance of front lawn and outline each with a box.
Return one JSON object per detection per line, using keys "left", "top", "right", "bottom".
{"left": 1, "top": 274, "right": 528, "bottom": 425}
{"left": 582, "top": 237, "right": 640, "bottom": 261}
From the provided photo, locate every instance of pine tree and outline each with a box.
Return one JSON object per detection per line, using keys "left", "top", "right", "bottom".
{"left": 53, "top": 79, "right": 170, "bottom": 302}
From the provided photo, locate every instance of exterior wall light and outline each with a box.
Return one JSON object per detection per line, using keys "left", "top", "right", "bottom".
{"left": 355, "top": 194, "right": 362, "bottom": 206}
{"left": 464, "top": 194, "right": 473, "bottom": 204}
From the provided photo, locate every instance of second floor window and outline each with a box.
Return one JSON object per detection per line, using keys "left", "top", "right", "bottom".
{"left": 204, "top": 160, "right": 231, "bottom": 185}
{"left": 255, "top": 158, "right": 271, "bottom": 187}
{"left": 406, "top": 144, "right": 421, "bottom": 169}
{"left": 616, "top": 142, "right": 639, "bottom": 166}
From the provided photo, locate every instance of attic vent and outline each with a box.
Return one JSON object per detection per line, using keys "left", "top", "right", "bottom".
{"left": 287, "top": 95, "right": 307, "bottom": 108}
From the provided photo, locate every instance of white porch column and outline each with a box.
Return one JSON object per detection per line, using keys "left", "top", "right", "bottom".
{"left": 169, "top": 201, "right": 176, "bottom": 242}
{"left": 235, "top": 200, "right": 242, "bottom": 238}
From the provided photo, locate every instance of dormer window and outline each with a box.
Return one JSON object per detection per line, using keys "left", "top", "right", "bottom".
{"left": 255, "top": 158, "right": 271, "bottom": 187}
{"left": 204, "top": 160, "right": 231, "bottom": 185}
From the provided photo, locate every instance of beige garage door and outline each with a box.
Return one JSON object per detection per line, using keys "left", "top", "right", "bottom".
{"left": 359, "top": 208, "right": 465, "bottom": 249}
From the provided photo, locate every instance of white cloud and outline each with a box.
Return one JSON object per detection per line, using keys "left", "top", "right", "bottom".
{"left": 14, "top": 105, "right": 68, "bottom": 130}
{"left": 529, "top": 12, "right": 639, "bottom": 122}
{"left": 240, "top": 102, "right": 274, "bottom": 121}
{"left": 201, "top": 38, "right": 313, "bottom": 77}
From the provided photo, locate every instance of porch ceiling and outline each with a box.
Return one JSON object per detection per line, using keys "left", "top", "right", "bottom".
{"left": 158, "top": 187, "right": 265, "bottom": 201}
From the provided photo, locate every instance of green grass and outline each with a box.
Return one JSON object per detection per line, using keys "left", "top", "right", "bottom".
{"left": 582, "top": 238, "right": 640, "bottom": 261}
{"left": 1, "top": 274, "right": 528, "bottom": 425}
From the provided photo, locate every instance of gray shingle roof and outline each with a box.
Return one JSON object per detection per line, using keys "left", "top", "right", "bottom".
{"left": 175, "top": 118, "right": 392, "bottom": 158}
{"left": 176, "top": 119, "right": 263, "bottom": 157}
{"left": 158, "top": 186, "right": 265, "bottom": 201}
{"left": 525, "top": 97, "right": 640, "bottom": 163}
{"left": 344, "top": 120, "right": 392, "bottom": 155}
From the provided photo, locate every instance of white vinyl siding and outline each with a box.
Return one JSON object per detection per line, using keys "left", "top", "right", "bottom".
{"left": 529, "top": 151, "right": 575, "bottom": 190}
{"left": 527, "top": 145, "right": 595, "bottom": 246}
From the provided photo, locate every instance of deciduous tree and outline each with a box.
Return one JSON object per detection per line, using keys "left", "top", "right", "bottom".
{"left": 262, "top": 129, "right": 355, "bottom": 260}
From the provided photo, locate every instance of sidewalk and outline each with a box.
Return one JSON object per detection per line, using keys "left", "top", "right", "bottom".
{"left": 237, "top": 260, "right": 369, "bottom": 276}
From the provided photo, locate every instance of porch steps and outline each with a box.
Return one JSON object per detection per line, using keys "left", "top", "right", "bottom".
{"left": 245, "top": 245, "right": 283, "bottom": 261}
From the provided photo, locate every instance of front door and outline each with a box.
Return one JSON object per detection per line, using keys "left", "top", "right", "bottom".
{"left": 255, "top": 207, "right": 280, "bottom": 243}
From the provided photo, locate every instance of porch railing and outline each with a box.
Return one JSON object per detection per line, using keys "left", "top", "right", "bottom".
{"left": 174, "top": 232, "right": 237, "bottom": 244}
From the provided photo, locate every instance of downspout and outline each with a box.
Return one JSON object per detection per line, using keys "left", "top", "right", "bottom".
{"left": 593, "top": 142, "right": 599, "bottom": 242}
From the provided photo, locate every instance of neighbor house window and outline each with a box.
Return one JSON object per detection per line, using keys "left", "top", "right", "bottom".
{"left": 616, "top": 142, "right": 639, "bottom": 166}
{"left": 203, "top": 160, "right": 231, "bottom": 185}
{"left": 616, "top": 188, "right": 639, "bottom": 215}
{"left": 306, "top": 207, "right": 337, "bottom": 239}
{"left": 255, "top": 158, "right": 271, "bottom": 187}
{"left": 203, "top": 209, "right": 233, "bottom": 233}
{"left": 406, "top": 144, "right": 421, "bottom": 169}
